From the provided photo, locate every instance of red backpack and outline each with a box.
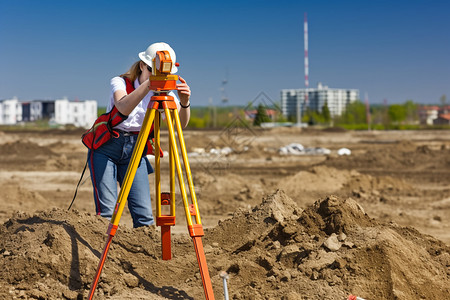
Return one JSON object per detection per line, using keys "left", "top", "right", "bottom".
{"left": 81, "top": 105, "right": 127, "bottom": 150}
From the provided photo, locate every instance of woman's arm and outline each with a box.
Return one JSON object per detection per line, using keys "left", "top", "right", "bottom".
{"left": 176, "top": 76, "right": 191, "bottom": 128}
{"left": 113, "top": 78, "right": 151, "bottom": 116}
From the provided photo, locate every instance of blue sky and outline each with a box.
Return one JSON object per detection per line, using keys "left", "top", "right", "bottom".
{"left": 1, "top": 0, "right": 449, "bottom": 107}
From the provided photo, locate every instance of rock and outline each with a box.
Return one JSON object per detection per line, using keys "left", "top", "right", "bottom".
{"left": 323, "top": 233, "right": 341, "bottom": 251}
{"left": 300, "top": 250, "right": 337, "bottom": 272}
{"left": 278, "top": 244, "right": 301, "bottom": 267}
{"left": 342, "top": 241, "right": 355, "bottom": 248}
{"left": 279, "top": 270, "right": 291, "bottom": 282}
{"left": 62, "top": 289, "right": 79, "bottom": 300}
{"left": 123, "top": 273, "right": 139, "bottom": 288}
{"left": 271, "top": 241, "right": 281, "bottom": 249}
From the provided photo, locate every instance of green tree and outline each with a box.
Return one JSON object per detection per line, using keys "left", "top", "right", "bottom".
{"left": 388, "top": 104, "right": 406, "bottom": 124}
{"left": 302, "top": 108, "right": 324, "bottom": 125}
{"left": 404, "top": 100, "right": 418, "bottom": 124}
{"left": 321, "top": 101, "right": 331, "bottom": 124}
{"left": 253, "top": 104, "right": 271, "bottom": 126}
{"left": 440, "top": 94, "right": 447, "bottom": 106}
{"left": 336, "top": 100, "right": 367, "bottom": 124}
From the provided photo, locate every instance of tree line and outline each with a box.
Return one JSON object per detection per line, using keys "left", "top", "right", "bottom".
{"left": 300, "top": 99, "right": 448, "bottom": 130}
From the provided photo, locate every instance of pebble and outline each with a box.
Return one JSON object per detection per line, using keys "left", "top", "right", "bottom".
{"left": 342, "top": 241, "right": 355, "bottom": 248}
{"left": 323, "top": 233, "right": 341, "bottom": 251}
{"left": 272, "top": 241, "right": 281, "bottom": 249}
{"left": 123, "top": 273, "right": 139, "bottom": 288}
{"left": 62, "top": 289, "right": 79, "bottom": 300}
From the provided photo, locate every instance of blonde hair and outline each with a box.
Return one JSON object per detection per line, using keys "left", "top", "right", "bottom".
{"left": 120, "top": 61, "right": 143, "bottom": 82}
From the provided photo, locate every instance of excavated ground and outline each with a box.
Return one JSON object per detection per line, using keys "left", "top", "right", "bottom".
{"left": 0, "top": 128, "right": 449, "bottom": 299}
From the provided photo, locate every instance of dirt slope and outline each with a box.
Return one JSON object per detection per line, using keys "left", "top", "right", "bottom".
{"left": 1, "top": 191, "right": 448, "bottom": 299}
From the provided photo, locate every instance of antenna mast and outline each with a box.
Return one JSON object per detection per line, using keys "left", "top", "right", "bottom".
{"left": 299, "top": 12, "right": 309, "bottom": 124}
{"left": 304, "top": 12, "right": 309, "bottom": 92}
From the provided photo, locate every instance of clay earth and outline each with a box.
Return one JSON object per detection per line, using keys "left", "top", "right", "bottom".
{"left": 0, "top": 127, "right": 449, "bottom": 299}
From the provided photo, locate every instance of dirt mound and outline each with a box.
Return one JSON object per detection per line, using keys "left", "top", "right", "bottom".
{"left": 0, "top": 140, "right": 55, "bottom": 157}
{"left": 322, "top": 143, "right": 450, "bottom": 172}
{"left": 2, "top": 191, "right": 447, "bottom": 299}
{"left": 0, "top": 181, "right": 52, "bottom": 222}
{"left": 0, "top": 208, "right": 191, "bottom": 299}
{"left": 278, "top": 166, "right": 354, "bottom": 202}
{"left": 0, "top": 139, "right": 86, "bottom": 172}
{"left": 278, "top": 166, "right": 414, "bottom": 208}
{"left": 208, "top": 191, "right": 450, "bottom": 299}
{"left": 193, "top": 170, "right": 271, "bottom": 215}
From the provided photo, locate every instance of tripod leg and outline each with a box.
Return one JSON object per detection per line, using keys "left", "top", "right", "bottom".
{"left": 155, "top": 111, "right": 161, "bottom": 218}
{"left": 88, "top": 104, "right": 157, "bottom": 300}
{"left": 155, "top": 111, "right": 176, "bottom": 260}
{"left": 172, "top": 107, "right": 201, "bottom": 223}
{"left": 110, "top": 104, "right": 157, "bottom": 226}
{"left": 162, "top": 103, "right": 215, "bottom": 300}
{"left": 162, "top": 106, "right": 192, "bottom": 224}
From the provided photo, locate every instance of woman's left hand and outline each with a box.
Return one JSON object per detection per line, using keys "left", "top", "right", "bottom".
{"left": 176, "top": 76, "right": 191, "bottom": 106}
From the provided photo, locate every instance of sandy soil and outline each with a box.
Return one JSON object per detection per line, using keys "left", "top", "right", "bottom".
{"left": 0, "top": 127, "right": 449, "bottom": 299}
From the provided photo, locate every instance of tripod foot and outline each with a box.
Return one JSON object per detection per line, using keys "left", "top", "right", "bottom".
{"left": 192, "top": 236, "right": 215, "bottom": 299}
{"left": 88, "top": 224, "right": 118, "bottom": 299}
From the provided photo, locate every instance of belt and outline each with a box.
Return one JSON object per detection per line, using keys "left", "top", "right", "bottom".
{"left": 117, "top": 130, "right": 139, "bottom": 136}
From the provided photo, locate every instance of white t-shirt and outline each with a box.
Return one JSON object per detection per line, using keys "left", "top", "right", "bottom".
{"left": 108, "top": 76, "right": 179, "bottom": 132}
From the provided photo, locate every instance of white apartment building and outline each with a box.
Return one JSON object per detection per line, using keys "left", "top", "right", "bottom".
{"left": 54, "top": 98, "right": 97, "bottom": 128}
{"left": 0, "top": 97, "right": 22, "bottom": 125}
{"left": 0, "top": 98, "right": 97, "bottom": 128}
{"left": 281, "top": 83, "right": 359, "bottom": 119}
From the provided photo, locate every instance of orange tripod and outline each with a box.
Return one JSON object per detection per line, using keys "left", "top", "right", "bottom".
{"left": 88, "top": 51, "right": 215, "bottom": 299}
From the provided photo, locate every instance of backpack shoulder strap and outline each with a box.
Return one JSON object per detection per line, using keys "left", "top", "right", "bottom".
{"left": 68, "top": 157, "right": 88, "bottom": 211}
{"left": 122, "top": 76, "right": 135, "bottom": 94}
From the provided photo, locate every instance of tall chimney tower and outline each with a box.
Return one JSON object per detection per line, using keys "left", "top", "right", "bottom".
{"left": 303, "top": 12, "right": 309, "bottom": 117}
{"left": 298, "top": 13, "right": 310, "bottom": 124}
{"left": 304, "top": 12, "right": 309, "bottom": 91}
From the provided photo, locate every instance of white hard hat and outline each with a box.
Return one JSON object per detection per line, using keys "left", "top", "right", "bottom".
{"left": 138, "top": 42, "right": 178, "bottom": 74}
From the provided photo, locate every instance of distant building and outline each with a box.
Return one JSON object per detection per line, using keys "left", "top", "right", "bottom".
{"left": 54, "top": 98, "right": 97, "bottom": 128}
{"left": 280, "top": 83, "right": 359, "bottom": 119}
{"left": 22, "top": 100, "right": 55, "bottom": 122}
{"left": 433, "top": 113, "right": 450, "bottom": 125}
{"left": 0, "top": 97, "right": 22, "bottom": 125}
{"left": 244, "top": 109, "right": 277, "bottom": 122}
{"left": 0, "top": 98, "right": 97, "bottom": 128}
{"left": 418, "top": 106, "right": 439, "bottom": 125}
{"left": 438, "top": 105, "right": 450, "bottom": 115}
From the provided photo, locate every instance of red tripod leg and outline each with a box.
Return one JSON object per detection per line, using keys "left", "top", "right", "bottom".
{"left": 88, "top": 224, "right": 118, "bottom": 300}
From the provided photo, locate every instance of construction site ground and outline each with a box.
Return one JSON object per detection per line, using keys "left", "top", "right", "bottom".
{"left": 0, "top": 127, "right": 449, "bottom": 299}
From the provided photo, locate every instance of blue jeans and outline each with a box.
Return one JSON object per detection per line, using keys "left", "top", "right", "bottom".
{"left": 88, "top": 133, "right": 154, "bottom": 228}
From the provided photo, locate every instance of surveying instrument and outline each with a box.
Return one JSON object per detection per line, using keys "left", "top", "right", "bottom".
{"left": 88, "top": 51, "right": 215, "bottom": 299}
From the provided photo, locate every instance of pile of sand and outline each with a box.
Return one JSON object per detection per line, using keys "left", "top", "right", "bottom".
{"left": 1, "top": 190, "right": 448, "bottom": 299}
{"left": 278, "top": 165, "right": 414, "bottom": 208}
{"left": 323, "top": 143, "right": 450, "bottom": 172}
{"left": 0, "top": 140, "right": 85, "bottom": 172}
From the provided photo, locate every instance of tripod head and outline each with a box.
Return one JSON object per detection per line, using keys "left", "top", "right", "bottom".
{"left": 149, "top": 50, "right": 179, "bottom": 93}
